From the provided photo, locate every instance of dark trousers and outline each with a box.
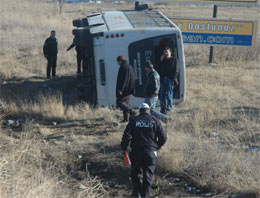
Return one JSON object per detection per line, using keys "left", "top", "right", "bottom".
{"left": 77, "top": 55, "right": 84, "bottom": 74}
{"left": 47, "top": 56, "right": 57, "bottom": 78}
{"left": 130, "top": 150, "right": 157, "bottom": 198}
{"left": 116, "top": 95, "right": 132, "bottom": 121}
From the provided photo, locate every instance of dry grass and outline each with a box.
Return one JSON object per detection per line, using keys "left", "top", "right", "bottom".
{"left": 0, "top": 0, "right": 260, "bottom": 197}
{"left": 0, "top": 92, "right": 118, "bottom": 122}
{"left": 0, "top": 0, "right": 131, "bottom": 79}
{"left": 159, "top": 62, "right": 260, "bottom": 192}
{"left": 0, "top": 129, "right": 107, "bottom": 198}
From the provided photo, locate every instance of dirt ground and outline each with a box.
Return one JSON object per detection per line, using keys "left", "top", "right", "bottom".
{"left": 1, "top": 75, "right": 229, "bottom": 198}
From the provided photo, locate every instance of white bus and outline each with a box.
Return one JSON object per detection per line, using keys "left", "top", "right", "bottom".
{"left": 72, "top": 9, "right": 186, "bottom": 108}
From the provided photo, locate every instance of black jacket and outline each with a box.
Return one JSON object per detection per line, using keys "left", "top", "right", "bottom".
{"left": 43, "top": 37, "right": 58, "bottom": 57}
{"left": 144, "top": 69, "right": 160, "bottom": 98}
{"left": 116, "top": 60, "right": 135, "bottom": 97}
{"left": 159, "top": 57, "right": 179, "bottom": 86}
{"left": 121, "top": 113, "right": 167, "bottom": 151}
{"left": 67, "top": 43, "right": 85, "bottom": 57}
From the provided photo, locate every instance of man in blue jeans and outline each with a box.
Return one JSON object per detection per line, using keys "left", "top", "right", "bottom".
{"left": 144, "top": 60, "right": 168, "bottom": 123}
{"left": 159, "top": 47, "right": 179, "bottom": 114}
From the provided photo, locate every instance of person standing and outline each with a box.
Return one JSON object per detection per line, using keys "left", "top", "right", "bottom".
{"left": 67, "top": 42, "right": 85, "bottom": 74}
{"left": 121, "top": 103, "right": 167, "bottom": 198}
{"left": 144, "top": 60, "right": 168, "bottom": 123}
{"left": 43, "top": 30, "right": 58, "bottom": 79}
{"left": 159, "top": 47, "right": 179, "bottom": 114}
{"left": 116, "top": 55, "right": 136, "bottom": 122}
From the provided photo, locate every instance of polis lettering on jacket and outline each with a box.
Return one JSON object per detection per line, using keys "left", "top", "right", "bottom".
{"left": 136, "top": 121, "right": 154, "bottom": 128}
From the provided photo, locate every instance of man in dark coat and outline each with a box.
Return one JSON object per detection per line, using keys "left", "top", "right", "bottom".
{"left": 116, "top": 55, "right": 136, "bottom": 122}
{"left": 159, "top": 47, "right": 179, "bottom": 114}
{"left": 121, "top": 103, "right": 167, "bottom": 198}
{"left": 67, "top": 42, "right": 85, "bottom": 74}
{"left": 43, "top": 30, "right": 58, "bottom": 79}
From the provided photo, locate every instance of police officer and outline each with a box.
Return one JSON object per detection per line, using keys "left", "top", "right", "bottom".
{"left": 121, "top": 103, "right": 167, "bottom": 198}
{"left": 43, "top": 30, "right": 58, "bottom": 79}
{"left": 67, "top": 41, "right": 85, "bottom": 74}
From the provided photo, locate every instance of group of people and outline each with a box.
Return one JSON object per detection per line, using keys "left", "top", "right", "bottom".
{"left": 115, "top": 47, "right": 179, "bottom": 124}
{"left": 44, "top": 31, "right": 175, "bottom": 197}
{"left": 43, "top": 30, "right": 85, "bottom": 78}
{"left": 43, "top": 31, "right": 178, "bottom": 120}
{"left": 116, "top": 50, "right": 178, "bottom": 197}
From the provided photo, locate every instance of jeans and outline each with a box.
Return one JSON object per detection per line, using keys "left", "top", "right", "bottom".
{"left": 144, "top": 97, "right": 168, "bottom": 123}
{"left": 159, "top": 78, "right": 174, "bottom": 114}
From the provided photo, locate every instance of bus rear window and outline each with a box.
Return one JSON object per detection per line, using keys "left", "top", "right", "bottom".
{"left": 128, "top": 34, "right": 178, "bottom": 98}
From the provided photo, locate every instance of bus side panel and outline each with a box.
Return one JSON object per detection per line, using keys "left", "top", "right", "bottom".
{"left": 103, "top": 29, "right": 184, "bottom": 108}
{"left": 104, "top": 30, "right": 164, "bottom": 108}
{"left": 93, "top": 37, "right": 110, "bottom": 107}
{"left": 175, "top": 33, "right": 186, "bottom": 103}
{"left": 103, "top": 35, "right": 129, "bottom": 108}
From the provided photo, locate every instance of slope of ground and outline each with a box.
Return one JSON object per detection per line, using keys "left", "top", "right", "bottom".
{"left": 0, "top": 98, "right": 228, "bottom": 198}
{"left": 1, "top": 71, "right": 259, "bottom": 197}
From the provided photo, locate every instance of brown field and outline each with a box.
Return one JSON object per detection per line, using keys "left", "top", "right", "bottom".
{"left": 0, "top": 0, "right": 260, "bottom": 197}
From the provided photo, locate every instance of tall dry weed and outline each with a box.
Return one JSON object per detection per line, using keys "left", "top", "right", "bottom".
{"left": 0, "top": 127, "right": 107, "bottom": 198}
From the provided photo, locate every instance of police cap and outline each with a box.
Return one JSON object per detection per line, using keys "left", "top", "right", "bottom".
{"left": 139, "top": 103, "right": 150, "bottom": 109}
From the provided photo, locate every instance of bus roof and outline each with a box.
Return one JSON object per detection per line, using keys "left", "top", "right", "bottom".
{"left": 88, "top": 10, "right": 174, "bottom": 34}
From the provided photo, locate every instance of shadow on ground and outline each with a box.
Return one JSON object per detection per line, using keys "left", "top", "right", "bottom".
{"left": 0, "top": 75, "right": 89, "bottom": 105}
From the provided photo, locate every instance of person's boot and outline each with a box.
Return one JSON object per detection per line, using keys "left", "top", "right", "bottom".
{"left": 120, "top": 111, "right": 128, "bottom": 123}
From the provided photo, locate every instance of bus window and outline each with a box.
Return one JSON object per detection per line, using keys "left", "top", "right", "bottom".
{"left": 99, "top": 59, "right": 106, "bottom": 86}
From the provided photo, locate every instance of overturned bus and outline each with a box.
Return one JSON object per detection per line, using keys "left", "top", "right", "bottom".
{"left": 72, "top": 9, "right": 186, "bottom": 108}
